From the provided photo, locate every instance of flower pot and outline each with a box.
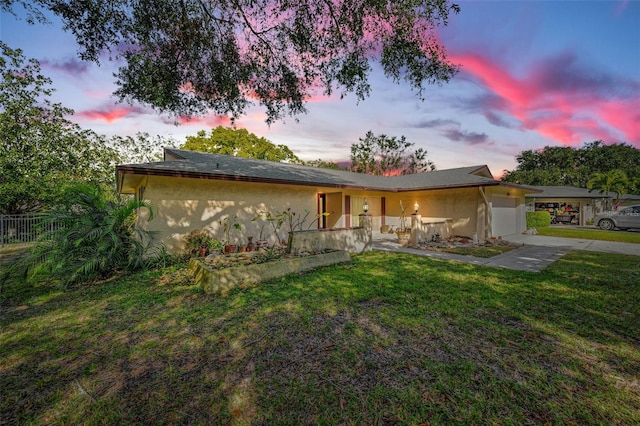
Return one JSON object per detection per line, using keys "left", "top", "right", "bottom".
{"left": 246, "top": 236, "right": 254, "bottom": 252}
{"left": 224, "top": 244, "right": 237, "bottom": 254}
{"left": 396, "top": 231, "right": 411, "bottom": 247}
{"left": 238, "top": 245, "right": 247, "bottom": 253}
{"left": 256, "top": 240, "right": 268, "bottom": 250}
{"left": 199, "top": 247, "right": 208, "bottom": 257}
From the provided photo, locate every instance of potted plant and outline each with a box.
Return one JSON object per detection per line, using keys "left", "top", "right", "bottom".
{"left": 251, "top": 213, "right": 269, "bottom": 249}
{"left": 396, "top": 201, "right": 411, "bottom": 246}
{"left": 220, "top": 216, "right": 242, "bottom": 254}
{"left": 183, "top": 228, "right": 213, "bottom": 257}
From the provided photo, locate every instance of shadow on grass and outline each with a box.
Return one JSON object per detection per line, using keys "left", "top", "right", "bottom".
{"left": 1, "top": 251, "right": 639, "bottom": 424}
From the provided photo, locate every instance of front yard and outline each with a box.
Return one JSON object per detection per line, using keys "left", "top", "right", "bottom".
{"left": 1, "top": 250, "right": 639, "bottom": 425}
{"left": 536, "top": 226, "right": 640, "bottom": 243}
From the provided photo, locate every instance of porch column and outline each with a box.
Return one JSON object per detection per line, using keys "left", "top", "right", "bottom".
{"left": 359, "top": 213, "right": 372, "bottom": 246}
{"left": 410, "top": 213, "right": 422, "bottom": 244}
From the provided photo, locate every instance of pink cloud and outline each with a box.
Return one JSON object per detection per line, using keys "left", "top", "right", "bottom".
{"left": 450, "top": 51, "right": 640, "bottom": 147}
{"left": 174, "top": 114, "right": 232, "bottom": 127}
{"left": 76, "top": 107, "right": 137, "bottom": 123}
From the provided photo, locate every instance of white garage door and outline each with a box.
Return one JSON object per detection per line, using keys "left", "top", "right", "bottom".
{"left": 492, "top": 196, "right": 517, "bottom": 237}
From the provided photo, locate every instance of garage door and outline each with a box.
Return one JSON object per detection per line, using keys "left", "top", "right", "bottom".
{"left": 492, "top": 196, "right": 517, "bottom": 237}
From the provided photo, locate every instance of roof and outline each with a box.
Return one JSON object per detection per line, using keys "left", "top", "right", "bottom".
{"left": 525, "top": 186, "right": 640, "bottom": 200}
{"left": 117, "top": 148, "right": 537, "bottom": 194}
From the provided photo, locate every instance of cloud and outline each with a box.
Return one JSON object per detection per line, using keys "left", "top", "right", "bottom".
{"left": 40, "top": 58, "right": 89, "bottom": 77}
{"left": 449, "top": 50, "right": 640, "bottom": 146}
{"left": 616, "top": 0, "right": 630, "bottom": 16}
{"left": 168, "top": 114, "right": 232, "bottom": 128}
{"left": 443, "top": 129, "right": 491, "bottom": 146}
{"left": 410, "top": 118, "right": 458, "bottom": 129}
{"left": 75, "top": 104, "right": 144, "bottom": 123}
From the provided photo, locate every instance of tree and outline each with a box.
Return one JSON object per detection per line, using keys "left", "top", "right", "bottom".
{"left": 110, "top": 132, "right": 179, "bottom": 164}
{"left": 304, "top": 159, "right": 345, "bottom": 170}
{"left": 2, "top": 0, "right": 460, "bottom": 123}
{"left": 502, "top": 142, "right": 640, "bottom": 191}
{"left": 181, "top": 126, "right": 301, "bottom": 163}
{"left": 349, "top": 131, "right": 435, "bottom": 176}
{"left": 0, "top": 42, "right": 120, "bottom": 213}
{"left": 587, "top": 169, "right": 636, "bottom": 211}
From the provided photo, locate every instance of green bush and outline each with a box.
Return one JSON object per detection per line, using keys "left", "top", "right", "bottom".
{"left": 3, "top": 183, "right": 164, "bottom": 287}
{"left": 527, "top": 211, "right": 551, "bottom": 228}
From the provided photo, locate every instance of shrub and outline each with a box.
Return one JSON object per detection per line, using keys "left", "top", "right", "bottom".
{"left": 3, "top": 183, "right": 163, "bottom": 286}
{"left": 527, "top": 211, "right": 551, "bottom": 228}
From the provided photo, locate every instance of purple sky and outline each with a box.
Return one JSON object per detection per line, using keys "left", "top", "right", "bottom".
{"left": 1, "top": 0, "right": 639, "bottom": 176}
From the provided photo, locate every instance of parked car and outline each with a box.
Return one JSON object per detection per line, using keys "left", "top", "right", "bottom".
{"left": 594, "top": 204, "right": 640, "bottom": 231}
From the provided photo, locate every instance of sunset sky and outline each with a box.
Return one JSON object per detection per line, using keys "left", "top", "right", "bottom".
{"left": 2, "top": 0, "right": 639, "bottom": 176}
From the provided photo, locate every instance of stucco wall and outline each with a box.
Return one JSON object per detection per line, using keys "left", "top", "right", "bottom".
{"left": 485, "top": 186, "right": 528, "bottom": 236}
{"left": 288, "top": 227, "right": 371, "bottom": 254}
{"left": 139, "top": 175, "right": 319, "bottom": 254}
{"left": 382, "top": 188, "right": 481, "bottom": 238}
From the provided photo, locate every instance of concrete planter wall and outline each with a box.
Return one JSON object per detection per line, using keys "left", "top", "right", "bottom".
{"left": 288, "top": 227, "right": 371, "bottom": 255}
{"left": 190, "top": 250, "right": 351, "bottom": 295}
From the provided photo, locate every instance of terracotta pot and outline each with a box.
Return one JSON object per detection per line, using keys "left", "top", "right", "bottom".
{"left": 246, "top": 236, "right": 254, "bottom": 252}
{"left": 224, "top": 244, "right": 237, "bottom": 254}
{"left": 199, "top": 247, "right": 208, "bottom": 257}
{"left": 238, "top": 245, "right": 247, "bottom": 253}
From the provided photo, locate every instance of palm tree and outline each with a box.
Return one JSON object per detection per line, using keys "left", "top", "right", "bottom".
{"left": 7, "top": 183, "right": 163, "bottom": 286}
{"left": 587, "top": 169, "right": 632, "bottom": 211}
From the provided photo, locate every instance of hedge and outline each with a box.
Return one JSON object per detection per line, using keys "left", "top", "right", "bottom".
{"left": 527, "top": 211, "right": 551, "bottom": 228}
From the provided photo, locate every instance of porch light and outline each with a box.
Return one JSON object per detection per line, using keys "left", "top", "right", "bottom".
{"left": 363, "top": 199, "right": 369, "bottom": 213}
{"left": 414, "top": 202, "right": 419, "bottom": 213}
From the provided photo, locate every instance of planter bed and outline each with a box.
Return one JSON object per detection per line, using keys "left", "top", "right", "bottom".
{"left": 190, "top": 250, "right": 351, "bottom": 295}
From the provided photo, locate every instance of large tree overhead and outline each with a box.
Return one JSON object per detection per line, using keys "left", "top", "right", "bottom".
{"left": 2, "top": 0, "right": 460, "bottom": 123}
{"left": 350, "top": 131, "right": 435, "bottom": 176}
{"left": 181, "top": 126, "right": 301, "bottom": 163}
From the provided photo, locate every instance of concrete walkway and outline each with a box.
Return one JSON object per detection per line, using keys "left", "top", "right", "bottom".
{"left": 372, "top": 233, "right": 639, "bottom": 272}
{"left": 502, "top": 233, "right": 640, "bottom": 256}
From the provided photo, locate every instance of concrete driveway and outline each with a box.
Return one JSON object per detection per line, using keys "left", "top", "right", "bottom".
{"left": 502, "top": 233, "right": 640, "bottom": 256}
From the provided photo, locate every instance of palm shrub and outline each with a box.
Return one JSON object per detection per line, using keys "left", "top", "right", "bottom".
{"left": 6, "top": 183, "right": 163, "bottom": 286}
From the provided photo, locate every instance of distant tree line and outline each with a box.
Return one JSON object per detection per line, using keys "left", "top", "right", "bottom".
{"left": 501, "top": 142, "right": 640, "bottom": 195}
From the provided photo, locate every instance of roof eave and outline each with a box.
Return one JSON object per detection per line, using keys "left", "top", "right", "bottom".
{"left": 116, "top": 166, "right": 503, "bottom": 193}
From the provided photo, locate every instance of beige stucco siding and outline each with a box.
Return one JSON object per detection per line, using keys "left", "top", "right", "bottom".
{"left": 383, "top": 188, "right": 481, "bottom": 237}
{"left": 485, "top": 186, "right": 528, "bottom": 236}
{"left": 138, "top": 175, "right": 320, "bottom": 254}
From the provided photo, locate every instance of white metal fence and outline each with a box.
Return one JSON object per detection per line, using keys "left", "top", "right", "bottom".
{"left": 0, "top": 214, "right": 53, "bottom": 246}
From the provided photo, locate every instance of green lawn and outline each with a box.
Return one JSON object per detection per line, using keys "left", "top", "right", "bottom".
{"left": 536, "top": 226, "right": 640, "bottom": 243}
{"left": 2, "top": 250, "right": 639, "bottom": 425}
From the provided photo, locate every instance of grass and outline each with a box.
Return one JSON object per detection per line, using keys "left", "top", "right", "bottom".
{"left": 536, "top": 226, "right": 640, "bottom": 243}
{"left": 2, "top": 250, "right": 639, "bottom": 425}
{"left": 426, "top": 245, "right": 515, "bottom": 258}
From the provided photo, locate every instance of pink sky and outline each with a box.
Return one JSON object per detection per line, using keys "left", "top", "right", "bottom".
{"left": 1, "top": 0, "right": 638, "bottom": 176}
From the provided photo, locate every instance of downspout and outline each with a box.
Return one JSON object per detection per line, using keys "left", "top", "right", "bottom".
{"left": 479, "top": 186, "right": 492, "bottom": 240}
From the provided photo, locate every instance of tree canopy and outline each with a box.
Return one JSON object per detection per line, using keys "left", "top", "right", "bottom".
{"left": 181, "top": 126, "right": 301, "bottom": 163}
{"left": 0, "top": 42, "right": 179, "bottom": 213}
{"left": 350, "top": 131, "right": 435, "bottom": 176}
{"left": 501, "top": 141, "right": 640, "bottom": 193}
{"left": 0, "top": 42, "right": 118, "bottom": 213}
{"left": 2, "top": 0, "right": 460, "bottom": 123}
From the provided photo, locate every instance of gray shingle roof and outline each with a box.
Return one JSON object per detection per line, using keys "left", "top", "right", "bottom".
{"left": 117, "top": 148, "right": 526, "bottom": 192}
